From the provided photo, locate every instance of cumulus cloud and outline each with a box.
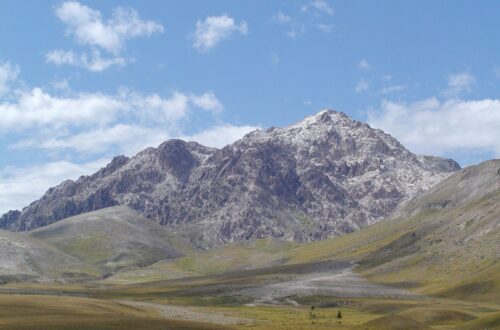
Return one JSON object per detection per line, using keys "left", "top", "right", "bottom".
{"left": 0, "top": 87, "right": 226, "bottom": 133}
{"left": 368, "top": 98, "right": 500, "bottom": 158}
{"left": 0, "top": 87, "right": 123, "bottom": 131}
{"left": 190, "top": 91, "right": 224, "bottom": 114}
{"left": 11, "top": 124, "right": 169, "bottom": 155}
{"left": 56, "top": 1, "right": 163, "bottom": 54}
{"left": 0, "top": 159, "right": 108, "bottom": 214}
{"left": 192, "top": 14, "right": 248, "bottom": 52}
{"left": 47, "top": 1, "right": 163, "bottom": 71}
{"left": 445, "top": 72, "right": 475, "bottom": 96}
{"left": 0, "top": 62, "right": 19, "bottom": 96}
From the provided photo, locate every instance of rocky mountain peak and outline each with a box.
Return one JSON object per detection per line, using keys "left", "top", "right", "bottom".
{"left": 0, "top": 110, "right": 460, "bottom": 246}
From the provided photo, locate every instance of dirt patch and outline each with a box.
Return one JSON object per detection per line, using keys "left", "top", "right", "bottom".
{"left": 116, "top": 300, "right": 255, "bottom": 326}
{"left": 236, "top": 263, "right": 418, "bottom": 305}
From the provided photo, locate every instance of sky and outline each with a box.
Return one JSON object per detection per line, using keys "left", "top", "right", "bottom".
{"left": 1, "top": 0, "right": 500, "bottom": 214}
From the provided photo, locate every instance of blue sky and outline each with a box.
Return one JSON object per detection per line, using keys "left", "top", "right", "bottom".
{"left": 1, "top": 0, "right": 500, "bottom": 213}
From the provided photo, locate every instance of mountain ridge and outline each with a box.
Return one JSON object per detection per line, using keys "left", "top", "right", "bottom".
{"left": 0, "top": 110, "right": 460, "bottom": 246}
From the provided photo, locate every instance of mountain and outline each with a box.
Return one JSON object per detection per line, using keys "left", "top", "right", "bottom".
{"left": 0, "top": 110, "right": 460, "bottom": 245}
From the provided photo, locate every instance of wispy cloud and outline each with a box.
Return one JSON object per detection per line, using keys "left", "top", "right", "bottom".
{"left": 273, "top": 11, "right": 305, "bottom": 39}
{"left": 0, "top": 62, "right": 19, "bottom": 96}
{"left": 274, "top": 11, "right": 292, "bottom": 23}
{"left": 355, "top": 78, "right": 369, "bottom": 93}
{"left": 358, "top": 59, "right": 372, "bottom": 70}
{"left": 494, "top": 66, "right": 500, "bottom": 78}
{"left": 317, "top": 23, "right": 333, "bottom": 33}
{"left": 379, "top": 84, "right": 406, "bottom": 94}
{"left": 444, "top": 72, "right": 476, "bottom": 97}
{"left": 311, "top": 0, "right": 335, "bottom": 15}
{"left": 271, "top": 52, "right": 280, "bottom": 64}
{"left": 191, "top": 14, "right": 248, "bottom": 52}
{"left": 302, "top": 0, "right": 335, "bottom": 15}
{"left": 46, "top": 49, "right": 128, "bottom": 72}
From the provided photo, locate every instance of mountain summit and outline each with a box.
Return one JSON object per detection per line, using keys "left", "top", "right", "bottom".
{"left": 0, "top": 110, "right": 460, "bottom": 246}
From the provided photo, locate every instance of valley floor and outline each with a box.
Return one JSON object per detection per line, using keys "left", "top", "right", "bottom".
{"left": 1, "top": 259, "right": 499, "bottom": 330}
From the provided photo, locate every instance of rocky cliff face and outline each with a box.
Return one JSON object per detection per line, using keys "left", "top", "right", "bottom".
{"left": 0, "top": 110, "right": 460, "bottom": 245}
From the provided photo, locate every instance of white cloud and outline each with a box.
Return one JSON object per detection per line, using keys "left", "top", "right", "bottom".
{"left": 56, "top": 1, "right": 163, "bottom": 54}
{"left": 358, "top": 59, "right": 371, "bottom": 70}
{"left": 45, "top": 49, "right": 128, "bottom": 72}
{"left": 286, "top": 25, "right": 305, "bottom": 39}
{"left": 274, "top": 11, "right": 292, "bottom": 23}
{"left": 190, "top": 91, "right": 224, "bottom": 114}
{"left": 192, "top": 14, "right": 248, "bottom": 52}
{"left": 0, "top": 158, "right": 108, "bottom": 214}
{"left": 445, "top": 72, "right": 475, "bottom": 96}
{"left": 368, "top": 98, "right": 500, "bottom": 158}
{"left": 271, "top": 52, "right": 280, "bottom": 64}
{"left": 317, "top": 23, "right": 333, "bottom": 33}
{"left": 273, "top": 11, "right": 305, "bottom": 39}
{"left": 11, "top": 124, "right": 169, "bottom": 155}
{"left": 13, "top": 122, "right": 259, "bottom": 155}
{"left": 355, "top": 79, "right": 369, "bottom": 93}
{"left": 379, "top": 85, "right": 407, "bottom": 94}
{"left": 0, "top": 62, "right": 19, "bottom": 96}
{"left": 51, "top": 79, "right": 71, "bottom": 92}
{"left": 182, "top": 124, "right": 259, "bottom": 148}
{"left": 48, "top": 1, "right": 163, "bottom": 71}
{"left": 311, "top": 0, "right": 335, "bottom": 15}
{"left": 494, "top": 66, "right": 500, "bottom": 78}
{"left": 0, "top": 86, "right": 224, "bottom": 133}
{"left": 0, "top": 87, "right": 123, "bottom": 131}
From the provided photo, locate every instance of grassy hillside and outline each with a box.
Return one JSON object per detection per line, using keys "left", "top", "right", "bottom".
{"left": 28, "top": 206, "right": 196, "bottom": 275}
{"left": 0, "top": 229, "right": 99, "bottom": 283}
{"left": 284, "top": 160, "right": 500, "bottom": 303}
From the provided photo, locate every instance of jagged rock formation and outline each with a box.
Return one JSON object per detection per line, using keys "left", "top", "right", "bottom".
{"left": 0, "top": 110, "right": 460, "bottom": 245}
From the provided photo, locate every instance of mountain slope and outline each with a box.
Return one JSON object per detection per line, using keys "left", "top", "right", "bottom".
{"left": 28, "top": 206, "right": 193, "bottom": 274}
{"left": 0, "top": 110, "right": 459, "bottom": 245}
{"left": 283, "top": 159, "right": 500, "bottom": 303}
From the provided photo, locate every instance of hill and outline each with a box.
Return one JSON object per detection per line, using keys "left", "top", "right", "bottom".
{"left": 28, "top": 206, "right": 194, "bottom": 274}
{"left": 0, "top": 229, "right": 99, "bottom": 283}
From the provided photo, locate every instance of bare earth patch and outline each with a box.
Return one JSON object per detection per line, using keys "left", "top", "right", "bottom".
{"left": 116, "top": 300, "right": 256, "bottom": 326}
